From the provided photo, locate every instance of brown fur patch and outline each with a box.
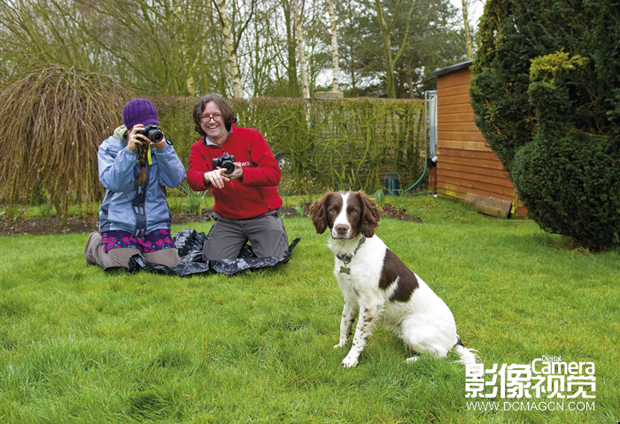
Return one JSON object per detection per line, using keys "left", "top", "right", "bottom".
{"left": 379, "top": 249, "right": 419, "bottom": 302}
{"left": 309, "top": 192, "right": 338, "bottom": 234}
{"left": 351, "top": 191, "right": 381, "bottom": 238}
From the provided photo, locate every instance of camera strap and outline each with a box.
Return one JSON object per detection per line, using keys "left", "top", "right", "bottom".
{"left": 132, "top": 162, "right": 151, "bottom": 238}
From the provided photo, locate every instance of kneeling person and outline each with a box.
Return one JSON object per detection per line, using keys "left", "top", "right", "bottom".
{"left": 187, "top": 94, "right": 289, "bottom": 260}
{"left": 85, "top": 98, "right": 187, "bottom": 269}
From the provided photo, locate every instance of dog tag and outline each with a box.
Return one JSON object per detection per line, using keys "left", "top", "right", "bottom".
{"left": 339, "top": 266, "right": 351, "bottom": 275}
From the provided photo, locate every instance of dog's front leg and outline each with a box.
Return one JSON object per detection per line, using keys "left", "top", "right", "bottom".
{"left": 341, "top": 298, "right": 383, "bottom": 368}
{"left": 334, "top": 301, "right": 358, "bottom": 349}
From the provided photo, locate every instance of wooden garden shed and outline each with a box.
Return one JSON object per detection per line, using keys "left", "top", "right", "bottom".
{"left": 430, "top": 61, "right": 527, "bottom": 218}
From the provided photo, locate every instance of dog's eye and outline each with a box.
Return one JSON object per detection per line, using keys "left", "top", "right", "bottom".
{"left": 329, "top": 208, "right": 337, "bottom": 213}
{"left": 350, "top": 209, "right": 359, "bottom": 214}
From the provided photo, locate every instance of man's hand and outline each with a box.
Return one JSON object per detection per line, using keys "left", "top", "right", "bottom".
{"left": 225, "top": 163, "right": 244, "bottom": 182}
{"left": 204, "top": 168, "right": 229, "bottom": 189}
{"left": 204, "top": 163, "right": 243, "bottom": 189}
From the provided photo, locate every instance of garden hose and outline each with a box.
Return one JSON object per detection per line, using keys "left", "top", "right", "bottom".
{"left": 401, "top": 90, "right": 431, "bottom": 195}
{"left": 402, "top": 161, "right": 427, "bottom": 195}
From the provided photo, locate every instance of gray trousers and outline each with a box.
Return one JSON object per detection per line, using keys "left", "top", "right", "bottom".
{"left": 203, "top": 209, "right": 289, "bottom": 261}
{"left": 85, "top": 231, "right": 181, "bottom": 269}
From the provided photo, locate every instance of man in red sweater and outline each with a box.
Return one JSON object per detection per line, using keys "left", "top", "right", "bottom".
{"left": 187, "top": 94, "right": 289, "bottom": 261}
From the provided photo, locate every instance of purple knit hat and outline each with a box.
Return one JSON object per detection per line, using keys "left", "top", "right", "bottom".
{"left": 123, "top": 98, "right": 160, "bottom": 129}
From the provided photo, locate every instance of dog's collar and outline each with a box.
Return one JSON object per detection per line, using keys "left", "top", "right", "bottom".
{"left": 336, "top": 235, "right": 366, "bottom": 265}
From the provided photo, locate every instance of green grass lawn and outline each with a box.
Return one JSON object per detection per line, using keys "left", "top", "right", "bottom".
{"left": 0, "top": 195, "right": 618, "bottom": 423}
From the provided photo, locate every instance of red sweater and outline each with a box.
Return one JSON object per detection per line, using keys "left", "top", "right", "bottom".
{"left": 187, "top": 125, "right": 283, "bottom": 220}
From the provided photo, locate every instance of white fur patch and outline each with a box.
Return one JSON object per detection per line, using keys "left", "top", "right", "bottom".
{"left": 331, "top": 192, "right": 351, "bottom": 239}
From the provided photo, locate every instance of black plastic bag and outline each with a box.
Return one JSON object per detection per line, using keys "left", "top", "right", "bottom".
{"left": 124, "top": 228, "right": 301, "bottom": 277}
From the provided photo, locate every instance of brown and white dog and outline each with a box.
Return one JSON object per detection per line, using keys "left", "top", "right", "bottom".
{"left": 309, "top": 191, "right": 476, "bottom": 367}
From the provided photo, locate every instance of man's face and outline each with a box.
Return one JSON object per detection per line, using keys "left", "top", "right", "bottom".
{"left": 200, "top": 101, "right": 228, "bottom": 144}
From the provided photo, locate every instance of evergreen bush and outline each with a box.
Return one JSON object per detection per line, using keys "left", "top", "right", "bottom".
{"left": 470, "top": 0, "right": 620, "bottom": 250}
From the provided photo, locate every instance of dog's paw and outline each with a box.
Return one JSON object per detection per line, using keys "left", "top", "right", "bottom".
{"left": 341, "top": 355, "right": 359, "bottom": 368}
{"left": 334, "top": 342, "right": 346, "bottom": 349}
{"left": 406, "top": 356, "right": 419, "bottom": 364}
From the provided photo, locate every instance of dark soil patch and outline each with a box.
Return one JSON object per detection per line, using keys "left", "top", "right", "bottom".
{"left": 0, "top": 211, "right": 212, "bottom": 237}
{"left": 381, "top": 205, "right": 423, "bottom": 223}
{"left": 0, "top": 216, "right": 99, "bottom": 236}
{"left": 280, "top": 206, "right": 305, "bottom": 219}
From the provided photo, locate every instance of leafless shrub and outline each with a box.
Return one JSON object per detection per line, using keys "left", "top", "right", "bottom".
{"left": 0, "top": 64, "right": 133, "bottom": 225}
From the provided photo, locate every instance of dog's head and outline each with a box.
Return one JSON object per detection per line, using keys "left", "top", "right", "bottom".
{"left": 309, "top": 191, "right": 381, "bottom": 239}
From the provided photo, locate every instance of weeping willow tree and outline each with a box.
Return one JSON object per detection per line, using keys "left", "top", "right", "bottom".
{"left": 0, "top": 64, "right": 133, "bottom": 226}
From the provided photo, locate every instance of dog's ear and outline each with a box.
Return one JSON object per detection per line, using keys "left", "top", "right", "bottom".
{"left": 358, "top": 191, "right": 381, "bottom": 238}
{"left": 309, "top": 192, "right": 332, "bottom": 234}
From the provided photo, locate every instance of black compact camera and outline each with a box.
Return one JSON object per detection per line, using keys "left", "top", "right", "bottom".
{"left": 212, "top": 152, "right": 236, "bottom": 174}
{"left": 137, "top": 125, "right": 164, "bottom": 143}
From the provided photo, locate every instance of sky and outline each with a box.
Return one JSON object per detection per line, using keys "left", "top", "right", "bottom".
{"left": 451, "top": 0, "right": 485, "bottom": 29}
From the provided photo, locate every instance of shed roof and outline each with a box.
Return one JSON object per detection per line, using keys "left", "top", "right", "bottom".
{"left": 430, "top": 60, "right": 473, "bottom": 78}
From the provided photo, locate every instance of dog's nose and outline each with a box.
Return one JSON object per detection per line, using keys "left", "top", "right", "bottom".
{"left": 334, "top": 224, "right": 349, "bottom": 235}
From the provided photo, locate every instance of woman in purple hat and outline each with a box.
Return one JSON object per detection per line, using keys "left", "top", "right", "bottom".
{"left": 85, "top": 98, "right": 187, "bottom": 269}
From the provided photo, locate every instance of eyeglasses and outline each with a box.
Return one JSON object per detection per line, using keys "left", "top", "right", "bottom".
{"left": 200, "top": 113, "right": 223, "bottom": 122}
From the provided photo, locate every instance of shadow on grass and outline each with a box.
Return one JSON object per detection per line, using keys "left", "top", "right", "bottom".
{"left": 495, "top": 231, "right": 585, "bottom": 253}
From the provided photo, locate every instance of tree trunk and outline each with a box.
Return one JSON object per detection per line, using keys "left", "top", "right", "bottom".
{"left": 50, "top": 185, "right": 69, "bottom": 227}
{"left": 406, "top": 57, "right": 415, "bottom": 98}
{"left": 373, "top": 0, "right": 415, "bottom": 98}
{"left": 462, "top": 0, "right": 473, "bottom": 60}
{"left": 346, "top": 39, "right": 357, "bottom": 96}
{"left": 213, "top": 0, "right": 244, "bottom": 99}
{"left": 292, "top": 0, "right": 310, "bottom": 98}
{"left": 398, "top": 72, "right": 406, "bottom": 98}
{"left": 373, "top": 0, "right": 395, "bottom": 98}
{"left": 325, "top": 0, "right": 339, "bottom": 92}
{"left": 283, "top": 0, "right": 300, "bottom": 97}
{"left": 173, "top": 0, "right": 197, "bottom": 96}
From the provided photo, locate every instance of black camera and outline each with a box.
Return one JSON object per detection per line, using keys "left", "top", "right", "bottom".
{"left": 137, "top": 125, "right": 164, "bottom": 143}
{"left": 212, "top": 152, "right": 236, "bottom": 175}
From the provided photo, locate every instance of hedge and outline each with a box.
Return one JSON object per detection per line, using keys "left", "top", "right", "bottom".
{"left": 152, "top": 96, "right": 426, "bottom": 194}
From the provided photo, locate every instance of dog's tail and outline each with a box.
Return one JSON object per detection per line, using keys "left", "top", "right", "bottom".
{"left": 453, "top": 336, "right": 478, "bottom": 365}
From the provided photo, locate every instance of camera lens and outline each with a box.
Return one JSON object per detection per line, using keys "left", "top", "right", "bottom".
{"left": 147, "top": 128, "right": 164, "bottom": 143}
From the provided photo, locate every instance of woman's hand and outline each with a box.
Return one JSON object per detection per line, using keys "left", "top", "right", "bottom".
{"left": 126, "top": 126, "right": 145, "bottom": 151}
{"left": 126, "top": 125, "right": 167, "bottom": 151}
